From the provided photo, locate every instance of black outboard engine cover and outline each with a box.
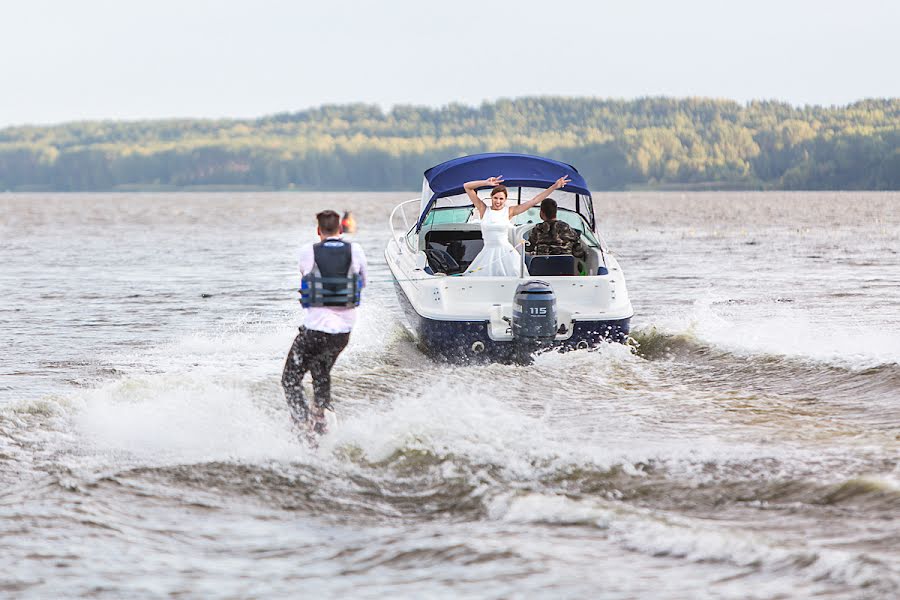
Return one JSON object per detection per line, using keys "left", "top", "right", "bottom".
{"left": 512, "top": 280, "right": 558, "bottom": 341}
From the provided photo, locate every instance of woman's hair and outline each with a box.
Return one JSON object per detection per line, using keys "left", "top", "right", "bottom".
{"left": 490, "top": 185, "right": 508, "bottom": 198}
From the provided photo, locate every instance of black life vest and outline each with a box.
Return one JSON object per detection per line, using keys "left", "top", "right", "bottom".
{"left": 300, "top": 239, "right": 361, "bottom": 308}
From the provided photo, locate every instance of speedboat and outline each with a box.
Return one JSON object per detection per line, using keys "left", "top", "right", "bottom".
{"left": 385, "top": 152, "right": 634, "bottom": 362}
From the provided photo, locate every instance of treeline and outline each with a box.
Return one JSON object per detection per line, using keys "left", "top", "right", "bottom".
{"left": 1, "top": 97, "right": 898, "bottom": 191}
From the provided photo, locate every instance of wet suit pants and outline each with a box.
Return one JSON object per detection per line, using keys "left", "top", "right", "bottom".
{"left": 281, "top": 327, "right": 350, "bottom": 425}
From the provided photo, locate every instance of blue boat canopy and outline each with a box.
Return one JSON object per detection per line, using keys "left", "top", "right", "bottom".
{"left": 417, "top": 153, "right": 593, "bottom": 230}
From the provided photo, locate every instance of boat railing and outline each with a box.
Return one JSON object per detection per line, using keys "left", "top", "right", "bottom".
{"left": 389, "top": 199, "right": 420, "bottom": 254}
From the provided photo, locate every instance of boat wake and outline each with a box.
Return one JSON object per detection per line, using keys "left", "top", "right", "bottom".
{"left": 634, "top": 296, "right": 900, "bottom": 370}
{"left": 2, "top": 287, "right": 898, "bottom": 598}
{"left": 4, "top": 376, "right": 897, "bottom": 596}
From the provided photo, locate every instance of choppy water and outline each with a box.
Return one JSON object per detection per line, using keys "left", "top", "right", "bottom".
{"left": 1, "top": 192, "right": 898, "bottom": 599}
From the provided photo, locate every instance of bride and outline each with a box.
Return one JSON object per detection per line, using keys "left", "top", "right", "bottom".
{"left": 463, "top": 174, "right": 571, "bottom": 276}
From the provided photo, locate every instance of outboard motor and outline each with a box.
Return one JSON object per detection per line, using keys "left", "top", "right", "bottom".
{"left": 511, "top": 281, "right": 557, "bottom": 359}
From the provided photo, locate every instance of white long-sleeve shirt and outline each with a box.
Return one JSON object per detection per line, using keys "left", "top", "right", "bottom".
{"left": 297, "top": 236, "right": 368, "bottom": 334}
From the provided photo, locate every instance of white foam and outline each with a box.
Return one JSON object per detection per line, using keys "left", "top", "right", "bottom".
{"left": 71, "top": 373, "right": 300, "bottom": 465}
{"left": 322, "top": 383, "right": 570, "bottom": 472}
{"left": 54, "top": 303, "right": 411, "bottom": 469}
{"left": 530, "top": 339, "right": 639, "bottom": 368}
{"left": 648, "top": 295, "right": 900, "bottom": 369}
{"left": 132, "top": 311, "right": 297, "bottom": 376}
{"left": 319, "top": 381, "right": 813, "bottom": 487}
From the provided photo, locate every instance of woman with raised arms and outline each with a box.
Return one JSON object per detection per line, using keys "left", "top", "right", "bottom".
{"left": 462, "top": 175, "right": 571, "bottom": 276}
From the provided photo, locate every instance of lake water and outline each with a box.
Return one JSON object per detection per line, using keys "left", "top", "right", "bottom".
{"left": 1, "top": 192, "right": 898, "bottom": 598}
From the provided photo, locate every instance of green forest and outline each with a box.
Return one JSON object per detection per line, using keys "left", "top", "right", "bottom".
{"left": 1, "top": 97, "right": 898, "bottom": 191}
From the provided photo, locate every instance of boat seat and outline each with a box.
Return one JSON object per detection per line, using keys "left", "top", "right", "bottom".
{"left": 419, "top": 223, "right": 483, "bottom": 250}
{"left": 526, "top": 254, "right": 578, "bottom": 276}
{"left": 423, "top": 227, "right": 484, "bottom": 272}
{"left": 424, "top": 247, "right": 461, "bottom": 274}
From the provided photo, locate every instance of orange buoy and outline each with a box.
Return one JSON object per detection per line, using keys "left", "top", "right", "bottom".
{"left": 341, "top": 211, "right": 357, "bottom": 234}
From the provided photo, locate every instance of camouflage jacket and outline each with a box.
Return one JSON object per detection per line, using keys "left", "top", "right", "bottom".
{"left": 526, "top": 220, "right": 586, "bottom": 259}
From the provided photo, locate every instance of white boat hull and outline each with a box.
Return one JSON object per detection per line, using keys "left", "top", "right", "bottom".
{"left": 385, "top": 240, "right": 633, "bottom": 362}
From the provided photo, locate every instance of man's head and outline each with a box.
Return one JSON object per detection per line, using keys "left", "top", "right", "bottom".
{"left": 539, "top": 198, "right": 558, "bottom": 221}
{"left": 316, "top": 210, "right": 342, "bottom": 239}
{"left": 490, "top": 185, "right": 508, "bottom": 210}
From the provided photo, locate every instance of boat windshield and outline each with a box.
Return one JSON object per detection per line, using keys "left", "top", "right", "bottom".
{"left": 421, "top": 187, "right": 595, "bottom": 231}
{"left": 419, "top": 206, "right": 600, "bottom": 247}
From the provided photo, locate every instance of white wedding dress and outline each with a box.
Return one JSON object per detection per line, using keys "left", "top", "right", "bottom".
{"left": 465, "top": 206, "right": 527, "bottom": 277}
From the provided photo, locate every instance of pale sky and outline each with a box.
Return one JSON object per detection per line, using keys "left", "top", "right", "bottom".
{"left": 1, "top": 0, "right": 898, "bottom": 127}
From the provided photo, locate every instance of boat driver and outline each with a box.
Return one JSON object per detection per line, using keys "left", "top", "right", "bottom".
{"left": 525, "top": 198, "right": 586, "bottom": 259}
{"left": 282, "top": 210, "right": 367, "bottom": 438}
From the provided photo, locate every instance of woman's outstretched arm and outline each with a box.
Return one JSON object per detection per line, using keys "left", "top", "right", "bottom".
{"left": 463, "top": 176, "right": 503, "bottom": 218}
{"left": 508, "top": 175, "right": 571, "bottom": 218}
